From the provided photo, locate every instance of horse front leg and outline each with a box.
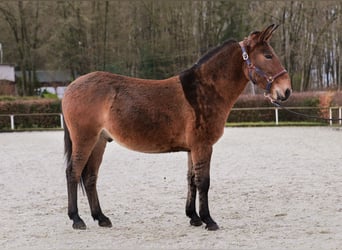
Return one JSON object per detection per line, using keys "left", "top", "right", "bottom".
{"left": 191, "top": 146, "right": 219, "bottom": 231}
{"left": 186, "top": 152, "right": 202, "bottom": 227}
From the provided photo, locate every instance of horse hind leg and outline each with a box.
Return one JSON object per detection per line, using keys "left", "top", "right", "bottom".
{"left": 82, "top": 133, "right": 112, "bottom": 228}
{"left": 66, "top": 159, "right": 87, "bottom": 229}
{"left": 65, "top": 131, "right": 102, "bottom": 230}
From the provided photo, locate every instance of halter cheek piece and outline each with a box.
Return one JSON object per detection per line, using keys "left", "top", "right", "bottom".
{"left": 240, "top": 45, "right": 287, "bottom": 93}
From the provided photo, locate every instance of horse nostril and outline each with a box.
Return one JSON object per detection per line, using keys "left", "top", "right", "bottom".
{"left": 284, "top": 88, "right": 291, "bottom": 100}
{"left": 277, "top": 88, "right": 292, "bottom": 102}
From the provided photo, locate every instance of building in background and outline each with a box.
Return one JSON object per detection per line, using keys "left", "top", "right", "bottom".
{"left": 14, "top": 70, "right": 76, "bottom": 99}
{"left": 0, "top": 64, "right": 16, "bottom": 95}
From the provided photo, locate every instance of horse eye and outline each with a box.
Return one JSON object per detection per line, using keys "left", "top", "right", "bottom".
{"left": 265, "top": 54, "right": 273, "bottom": 59}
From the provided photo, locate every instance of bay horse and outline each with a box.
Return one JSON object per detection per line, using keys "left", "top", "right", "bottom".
{"left": 62, "top": 24, "right": 291, "bottom": 231}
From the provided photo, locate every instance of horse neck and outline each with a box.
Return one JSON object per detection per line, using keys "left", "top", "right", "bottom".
{"left": 199, "top": 43, "right": 248, "bottom": 109}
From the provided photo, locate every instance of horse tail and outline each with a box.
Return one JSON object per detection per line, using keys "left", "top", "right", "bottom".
{"left": 63, "top": 116, "right": 72, "bottom": 167}
{"left": 63, "top": 115, "right": 85, "bottom": 193}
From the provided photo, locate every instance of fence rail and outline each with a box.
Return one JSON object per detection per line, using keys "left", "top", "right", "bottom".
{"left": 230, "top": 106, "right": 342, "bottom": 126}
{"left": 0, "top": 106, "right": 341, "bottom": 130}
{"left": 0, "top": 113, "right": 63, "bottom": 130}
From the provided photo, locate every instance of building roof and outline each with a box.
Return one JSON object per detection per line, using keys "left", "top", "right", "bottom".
{"left": 15, "top": 70, "right": 76, "bottom": 83}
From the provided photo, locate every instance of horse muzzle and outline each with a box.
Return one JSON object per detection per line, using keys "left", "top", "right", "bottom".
{"left": 265, "top": 86, "right": 292, "bottom": 103}
{"left": 266, "top": 71, "right": 292, "bottom": 103}
{"left": 277, "top": 88, "right": 292, "bottom": 101}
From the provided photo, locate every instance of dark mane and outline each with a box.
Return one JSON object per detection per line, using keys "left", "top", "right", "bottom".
{"left": 179, "top": 39, "right": 237, "bottom": 82}
{"left": 179, "top": 39, "right": 237, "bottom": 128}
{"left": 194, "top": 39, "right": 237, "bottom": 67}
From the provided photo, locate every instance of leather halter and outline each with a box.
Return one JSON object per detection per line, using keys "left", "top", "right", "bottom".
{"left": 239, "top": 44, "right": 287, "bottom": 93}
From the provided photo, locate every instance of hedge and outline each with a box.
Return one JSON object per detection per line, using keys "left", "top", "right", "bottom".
{"left": 0, "top": 91, "right": 341, "bottom": 130}
{"left": 0, "top": 98, "right": 61, "bottom": 129}
{"left": 228, "top": 91, "right": 341, "bottom": 123}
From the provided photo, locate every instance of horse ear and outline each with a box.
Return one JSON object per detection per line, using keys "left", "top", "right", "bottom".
{"left": 245, "top": 24, "right": 279, "bottom": 47}
{"left": 245, "top": 31, "right": 260, "bottom": 48}
{"left": 259, "top": 24, "right": 279, "bottom": 42}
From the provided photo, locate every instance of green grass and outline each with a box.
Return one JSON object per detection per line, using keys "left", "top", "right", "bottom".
{"left": 225, "top": 121, "right": 329, "bottom": 127}
{"left": 0, "top": 127, "right": 63, "bottom": 132}
{"left": 41, "top": 93, "right": 58, "bottom": 99}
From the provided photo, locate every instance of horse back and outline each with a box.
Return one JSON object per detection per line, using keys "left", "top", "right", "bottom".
{"left": 62, "top": 71, "right": 194, "bottom": 153}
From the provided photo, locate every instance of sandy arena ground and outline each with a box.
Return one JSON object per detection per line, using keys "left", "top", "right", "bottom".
{"left": 1, "top": 127, "right": 342, "bottom": 249}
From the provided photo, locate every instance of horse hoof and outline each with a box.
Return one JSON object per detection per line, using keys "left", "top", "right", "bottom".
{"left": 205, "top": 223, "right": 219, "bottom": 231}
{"left": 72, "top": 220, "right": 87, "bottom": 230}
{"left": 98, "top": 217, "right": 112, "bottom": 228}
{"left": 190, "top": 218, "right": 203, "bottom": 227}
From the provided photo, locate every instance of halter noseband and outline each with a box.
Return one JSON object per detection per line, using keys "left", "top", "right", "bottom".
{"left": 239, "top": 44, "right": 287, "bottom": 93}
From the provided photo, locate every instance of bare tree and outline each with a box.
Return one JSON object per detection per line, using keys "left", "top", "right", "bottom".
{"left": 0, "top": 0, "right": 340, "bottom": 95}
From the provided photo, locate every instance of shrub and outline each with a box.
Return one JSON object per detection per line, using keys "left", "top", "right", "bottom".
{"left": 0, "top": 98, "right": 61, "bottom": 129}
{"left": 1, "top": 91, "right": 342, "bottom": 129}
{"left": 229, "top": 91, "right": 342, "bottom": 123}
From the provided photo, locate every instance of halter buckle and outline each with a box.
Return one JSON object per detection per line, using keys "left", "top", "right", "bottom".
{"left": 267, "top": 76, "right": 274, "bottom": 83}
{"left": 242, "top": 52, "right": 248, "bottom": 61}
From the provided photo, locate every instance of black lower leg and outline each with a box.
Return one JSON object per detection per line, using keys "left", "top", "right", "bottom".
{"left": 66, "top": 169, "right": 86, "bottom": 230}
{"left": 82, "top": 170, "right": 112, "bottom": 228}
{"left": 186, "top": 152, "right": 202, "bottom": 227}
{"left": 197, "top": 177, "right": 219, "bottom": 231}
{"left": 186, "top": 173, "right": 202, "bottom": 226}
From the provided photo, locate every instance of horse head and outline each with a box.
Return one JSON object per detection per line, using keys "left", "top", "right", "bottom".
{"left": 239, "top": 24, "right": 292, "bottom": 103}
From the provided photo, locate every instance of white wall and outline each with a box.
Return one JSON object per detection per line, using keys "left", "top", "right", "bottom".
{"left": 0, "top": 65, "right": 15, "bottom": 81}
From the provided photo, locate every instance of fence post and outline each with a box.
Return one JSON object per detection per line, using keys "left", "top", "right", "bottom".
{"left": 60, "top": 114, "right": 64, "bottom": 129}
{"left": 339, "top": 107, "right": 342, "bottom": 126}
{"left": 275, "top": 107, "right": 279, "bottom": 125}
{"left": 10, "top": 115, "right": 15, "bottom": 130}
{"left": 329, "top": 108, "right": 332, "bottom": 126}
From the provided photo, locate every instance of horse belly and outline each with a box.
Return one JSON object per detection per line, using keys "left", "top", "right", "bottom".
{"left": 105, "top": 107, "right": 188, "bottom": 153}
{"left": 106, "top": 127, "right": 187, "bottom": 153}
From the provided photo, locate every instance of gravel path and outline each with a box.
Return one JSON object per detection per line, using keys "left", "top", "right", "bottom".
{"left": 1, "top": 127, "right": 342, "bottom": 249}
